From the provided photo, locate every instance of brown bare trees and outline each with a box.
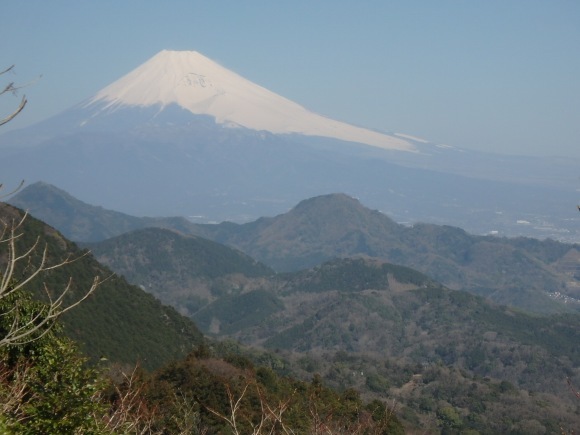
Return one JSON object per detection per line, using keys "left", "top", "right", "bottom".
{"left": 0, "top": 65, "right": 27, "bottom": 127}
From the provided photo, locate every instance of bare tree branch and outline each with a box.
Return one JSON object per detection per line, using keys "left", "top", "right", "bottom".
{"left": 0, "top": 65, "right": 28, "bottom": 127}
{"left": 98, "top": 365, "right": 160, "bottom": 434}
{"left": 257, "top": 384, "right": 296, "bottom": 435}
{"left": 0, "top": 95, "right": 26, "bottom": 127}
{"left": 205, "top": 382, "right": 250, "bottom": 435}
{"left": 0, "top": 182, "right": 25, "bottom": 201}
{"left": 0, "top": 210, "right": 103, "bottom": 346}
{"left": 0, "top": 361, "right": 33, "bottom": 421}
{"left": 0, "top": 65, "right": 16, "bottom": 76}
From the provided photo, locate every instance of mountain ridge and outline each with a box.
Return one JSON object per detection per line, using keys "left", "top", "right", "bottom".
{"left": 19, "top": 182, "right": 576, "bottom": 314}
{"left": 186, "top": 194, "right": 580, "bottom": 313}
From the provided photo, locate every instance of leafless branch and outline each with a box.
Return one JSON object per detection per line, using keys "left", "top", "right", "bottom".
{"left": 0, "top": 210, "right": 103, "bottom": 346}
{"left": 101, "top": 365, "right": 159, "bottom": 434}
{"left": 0, "top": 181, "right": 25, "bottom": 200}
{"left": 0, "top": 95, "right": 26, "bottom": 127}
{"left": 0, "top": 361, "right": 34, "bottom": 421}
{"left": 0, "top": 64, "right": 32, "bottom": 127}
{"left": 567, "top": 377, "right": 580, "bottom": 400}
{"left": 308, "top": 389, "right": 334, "bottom": 435}
{"left": 205, "top": 380, "right": 301, "bottom": 435}
{"left": 256, "top": 384, "right": 296, "bottom": 435}
{"left": 0, "top": 65, "right": 16, "bottom": 76}
{"left": 205, "top": 382, "right": 249, "bottom": 435}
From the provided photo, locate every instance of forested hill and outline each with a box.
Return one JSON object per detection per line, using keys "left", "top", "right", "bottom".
{"left": 192, "top": 193, "right": 580, "bottom": 314}
{"left": 87, "top": 239, "right": 580, "bottom": 431}
{"left": 16, "top": 183, "right": 580, "bottom": 314}
{"left": 0, "top": 203, "right": 204, "bottom": 370}
{"left": 87, "top": 227, "right": 274, "bottom": 317}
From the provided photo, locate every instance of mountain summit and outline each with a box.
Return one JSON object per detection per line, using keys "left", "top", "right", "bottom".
{"left": 85, "top": 50, "right": 414, "bottom": 152}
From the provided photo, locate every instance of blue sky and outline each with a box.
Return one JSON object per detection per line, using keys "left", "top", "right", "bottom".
{"left": 2, "top": 1, "right": 579, "bottom": 157}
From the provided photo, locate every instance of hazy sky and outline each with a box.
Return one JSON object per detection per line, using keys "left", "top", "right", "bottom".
{"left": 2, "top": 1, "right": 579, "bottom": 157}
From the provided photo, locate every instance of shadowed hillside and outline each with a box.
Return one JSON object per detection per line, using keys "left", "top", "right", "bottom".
{"left": 0, "top": 203, "right": 204, "bottom": 370}
{"left": 87, "top": 227, "right": 273, "bottom": 318}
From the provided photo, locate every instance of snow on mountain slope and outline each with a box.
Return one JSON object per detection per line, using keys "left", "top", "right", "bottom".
{"left": 86, "top": 50, "right": 415, "bottom": 152}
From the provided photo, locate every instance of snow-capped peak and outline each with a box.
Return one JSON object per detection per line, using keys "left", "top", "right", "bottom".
{"left": 88, "top": 50, "right": 415, "bottom": 152}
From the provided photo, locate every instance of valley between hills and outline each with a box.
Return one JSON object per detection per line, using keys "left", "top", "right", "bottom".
{"left": 5, "top": 181, "right": 580, "bottom": 433}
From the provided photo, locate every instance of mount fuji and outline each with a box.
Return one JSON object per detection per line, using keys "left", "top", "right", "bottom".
{"left": 86, "top": 50, "right": 414, "bottom": 152}
{"left": 0, "top": 50, "right": 578, "bottom": 241}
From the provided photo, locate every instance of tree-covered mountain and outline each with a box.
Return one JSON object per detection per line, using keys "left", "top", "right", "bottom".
{"left": 88, "top": 242, "right": 580, "bottom": 431}
{"left": 0, "top": 203, "right": 204, "bottom": 370}
{"left": 192, "top": 193, "right": 580, "bottom": 314}
{"left": 87, "top": 227, "right": 273, "bottom": 318}
{"left": 13, "top": 184, "right": 580, "bottom": 314}
{"left": 84, "top": 223, "right": 580, "bottom": 404}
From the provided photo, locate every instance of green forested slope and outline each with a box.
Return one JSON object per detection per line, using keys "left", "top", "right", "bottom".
{"left": 193, "top": 194, "right": 580, "bottom": 314}
{"left": 88, "top": 227, "right": 273, "bottom": 317}
{"left": 0, "top": 203, "right": 204, "bottom": 370}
